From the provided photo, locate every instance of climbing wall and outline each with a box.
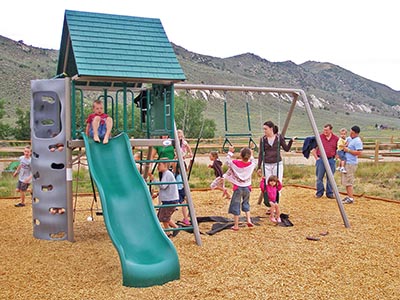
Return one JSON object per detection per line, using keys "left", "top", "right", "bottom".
{"left": 30, "top": 79, "right": 69, "bottom": 240}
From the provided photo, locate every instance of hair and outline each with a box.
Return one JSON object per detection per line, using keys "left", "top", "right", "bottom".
{"left": 24, "top": 145, "right": 31, "bottom": 150}
{"left": 210, "top": 151, "right": 219, "bottom": 159}
{"left": 324, "top": 124, "right": 333, "bottom": 130}
{"left": 351, "top": 125, "right": 361, "bottom": 134}
{"left": 240, "top": 147, "right": 251, "bottom": 161}
{"left": 267, "top": 175, "right": 279, "bottom": 184}
{"left": 263, "top": 120, "right": 275, "bottom": 129}
{"left": 340, "top": 128, "right": 347, "bottom": 133}
{"left": 92, "top": 99, "right": 103, "bottom": 108}
{"left": 273, "top": 125, "right": 279, "bottom": 134}
{"left": 158, "top": 158, "right": 170, "bottom": 168}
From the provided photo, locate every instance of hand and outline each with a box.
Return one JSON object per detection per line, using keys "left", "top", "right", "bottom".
{"left": 229, "top": 146, "right": 235, "bottom": 153}
{"left": 292, "top": 136, "right": 297, "bottom": 141}
{"left": 257, "top": 169, "right": 262, "bottom": 176}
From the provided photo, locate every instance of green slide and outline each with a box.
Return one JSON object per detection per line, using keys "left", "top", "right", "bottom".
{"left": 83, "top": 133, "right": 180, "bottom": 287}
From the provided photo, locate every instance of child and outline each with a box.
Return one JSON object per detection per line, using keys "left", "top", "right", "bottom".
{"left": 85, "top": 100, "right": 113, "bottom": 144}
{"left": 13, "top": 145, "right": 32, "bottom": 207}
{"left": 177, "top": 129, "right": 193, "bottom": 160}
{"left": 336, "top": 128, "right": 348, "bottom": 173}
{"left": 208, "top": 151, "right": 230, "bottom": 199}
{"left": 149, "top": 160, "right": 181, "bottom": 237}
{"left": 175, "top": 166, "right": 190, "bottom": 225}
{"left": 224, "top": 146, "right": 257, "bottom": 231}
{"left": 261, "top": 175, "right": 282, "bottom": 223}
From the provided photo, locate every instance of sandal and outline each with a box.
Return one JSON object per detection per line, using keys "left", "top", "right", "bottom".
{"left": 231, "top": 227, "right": 239, "bottom": 231}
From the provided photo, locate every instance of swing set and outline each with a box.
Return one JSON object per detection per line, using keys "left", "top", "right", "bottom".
{"left": 175, "top": 83, "right": 351, "bottom": 229}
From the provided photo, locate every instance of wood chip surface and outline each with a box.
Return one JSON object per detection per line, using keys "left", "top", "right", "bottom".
{"left": 1, "top": 186, "right": 399, "bottom": 299}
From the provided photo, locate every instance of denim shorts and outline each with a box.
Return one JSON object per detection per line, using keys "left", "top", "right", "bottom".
{"left": 228, "top": 186, "right": 251, "bottom": 216}
{"left": 337, "top": 150, "right": 346, "bottom": 161}
{"left": 89, "top": 123, "right": 107, "bottom": 139}
{"left": 16, "top": 181, "right": 30, "bottom": 192}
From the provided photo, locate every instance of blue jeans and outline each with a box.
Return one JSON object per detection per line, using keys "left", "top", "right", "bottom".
{"left": 228, "top": 186, "right": 251, "bottom": 216}
{"left": 316, "top": 158, "right": 336, "bottom": 196}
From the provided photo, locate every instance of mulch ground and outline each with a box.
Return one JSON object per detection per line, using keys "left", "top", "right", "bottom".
{"left": 1, "top": 186, "right": 399, "bottom": 300}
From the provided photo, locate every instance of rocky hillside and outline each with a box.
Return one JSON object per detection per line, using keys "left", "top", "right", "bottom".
{"left": 0, "top": 34, "right": 399, "bottom": 134}
{"left": 173, "top": 44, "right": 400, "bottom": 117}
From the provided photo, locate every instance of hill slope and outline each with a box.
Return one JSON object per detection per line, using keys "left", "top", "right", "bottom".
{"left": 0, "top": 35, "right": 399, "bottom": 135}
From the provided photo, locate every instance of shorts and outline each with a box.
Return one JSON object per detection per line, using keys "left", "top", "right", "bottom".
{"left": 228, "top": 186, "right": 251, "bottom": 216}
{"left": 341, "top": 164, "right": 357, "bottom": 186}
{"left": 16, "top": 181, "right": 30, "bottom": 192}
{"left": 210, "top": 177, "right": 225, "bottom": 189}
{"left": 157, "top": 200, "right": 179, "bottom": 222}
{"left": 178, "top": 189, "right": 185, "bottom": 204}
{"left": 337, "top": 150, "right": 346, "bottom": 161}
{"left": 89, "top": 123, "right": 107, "bottom": 139}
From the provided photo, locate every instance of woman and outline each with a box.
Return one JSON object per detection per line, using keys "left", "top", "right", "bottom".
{"left": 257, "top": 120, "right": 296, "bottom": 183}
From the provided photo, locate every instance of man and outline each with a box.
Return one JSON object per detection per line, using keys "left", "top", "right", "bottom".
{"left": 311, "top": 124, "right": 339, "bottom": 199}
{"left": 341, "top": 126, "right": 363, "bottom": 204}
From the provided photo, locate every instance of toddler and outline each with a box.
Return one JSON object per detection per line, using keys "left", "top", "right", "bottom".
{"left": 336, "top": 128, "right": 348, "bottom": 173}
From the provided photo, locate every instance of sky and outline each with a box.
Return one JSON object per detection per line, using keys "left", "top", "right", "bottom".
{"left": 1, "top": 0, "right": 399, "bottom": 91}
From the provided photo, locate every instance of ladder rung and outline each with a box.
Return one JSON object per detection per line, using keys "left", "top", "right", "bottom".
{"left": 164, "top": 226, "right": 194, "bottom": 232}
{"left": 139, "top": 159, "right": 179, "bottom": 163}
{"left": 149, "top": 181, "right": 183, "bottom": 186}
{"left": 154, "top": 203, "right": 188, "bottom": 208}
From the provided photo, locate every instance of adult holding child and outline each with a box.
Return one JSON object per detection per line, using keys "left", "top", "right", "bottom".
{"left": 341, "top": 126, "right": 363, "bottom": 204}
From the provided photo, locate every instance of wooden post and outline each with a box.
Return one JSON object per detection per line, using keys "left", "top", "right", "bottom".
{"left": 374, "top": 140, "right": 379, "bottom": 164}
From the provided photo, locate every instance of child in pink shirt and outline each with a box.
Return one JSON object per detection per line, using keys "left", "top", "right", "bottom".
{"left": 260, "top": 175, "right": 282, "bottom": 223}
{"left": 224, "top": 146, "right": 257, "bottom": 231}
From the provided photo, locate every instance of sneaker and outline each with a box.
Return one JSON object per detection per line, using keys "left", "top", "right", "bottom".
{"left": 342, "top": 197, "right": 354, "bottom": 204}
{"left": 315, "top": 194, "right": 323, "bottom": 198}
{"left": 341, "top": 168, "right": 347, "bottom": 174}
{"left": 336, "top": 167, "right": 341, "bottom": 171}
{"left": 270, "top": 216, "right": 277, "bottom": 223}
{"left": 15, "top": 203, "right": 25, "bottom": 207}
{"left": 172, "top": 226, "right": 181, "bottom": 237}
{"left": 276, "top": 217, "right": 282, "bottom": 223}
{"left": 182, "top": 218, "right": 190, "bottom": 225}
{"left": 326, "top": 194, "right": 335, "bottom": 199}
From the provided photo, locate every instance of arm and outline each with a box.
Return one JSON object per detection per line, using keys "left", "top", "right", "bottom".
{"left": 257, "top": 137, "right": 263, "bottom": 170}
{"left": 280, "top": 134, "right": 294, "bottom": 152}
{"left": 13, "top": 164, "right": 21, "bottom": 177}
{"left": 343, "top": 147, "right": 362, "bottom": 157}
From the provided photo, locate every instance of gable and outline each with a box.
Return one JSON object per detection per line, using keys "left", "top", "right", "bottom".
{"left": 57, "top": 10, "right": 186, "bottom": 84}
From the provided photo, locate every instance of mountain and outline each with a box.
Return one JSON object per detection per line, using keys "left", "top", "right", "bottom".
{"left": 0, "top": 35, "right": 58, "bottom": 123}
{"left": 0, "top": 35, "right": 399, "bottom": 135}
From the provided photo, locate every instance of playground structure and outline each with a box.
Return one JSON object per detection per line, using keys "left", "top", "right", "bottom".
{"left": 29, "top": 10, "right": 199, "bottom": 287}
{"left": 28, "top": 9, "right": 351, "bottom": 288}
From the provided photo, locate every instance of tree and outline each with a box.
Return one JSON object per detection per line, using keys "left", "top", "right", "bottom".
{"left": 174, "top": 95, "right": 216, "bottom": 138}
{"left": 0, "top": 100, "right": 12, "bottom": 139}
{"left": 13, "top": 108, "right": 31, "bottom": 140}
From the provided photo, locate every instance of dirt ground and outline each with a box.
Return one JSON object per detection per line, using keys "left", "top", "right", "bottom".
{"left": 1, "top": 187, "right": 399, "bottom": 300}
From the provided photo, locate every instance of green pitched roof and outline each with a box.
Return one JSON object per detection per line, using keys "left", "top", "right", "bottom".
{"left": 57, "top": 10, "right": 186, "bottom": 84}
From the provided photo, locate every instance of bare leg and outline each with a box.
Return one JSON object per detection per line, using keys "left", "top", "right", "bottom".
{"left": 103, "top": 117, "right": 113, "bottom": 144}
{"left": 92, "top": 116, "right": 101, "bottom": 142}
{"left": 245, "top": 211, "right": 254, "bottom": 227}
{"left": 20, "top": 191, "right": 26, "bottom": 205}
{"left": 346, "top": 185, "right": 354, "bottom": 199}
{"left": 276, "top": 204, "right": 281, "bottom": 222}
{"left": 232, "top": 215, "right": 239, "bottom": 230}
{"left": 182, "top": 205, "right": 189, "bottom": 222}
